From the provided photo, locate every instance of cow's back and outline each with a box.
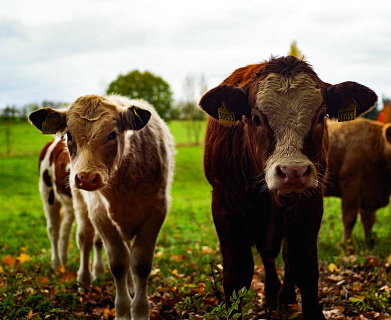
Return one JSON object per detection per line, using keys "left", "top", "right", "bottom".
{"left": 113, "top": 98, "right": 175, "bottom": 197}
{"left": 326, "top": 119, "right": 391, "bottom": 210}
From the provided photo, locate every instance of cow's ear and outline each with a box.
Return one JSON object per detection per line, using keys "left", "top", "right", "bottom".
{"left": 121, "top": 105, "right": 151, "bottom": 131}
{"left": 383, "top": 124, "right": 391, "bottom": 145}
{"left": 199, "top": 84, "right": 249, "bottom": 122}
{"left": 326, "top": 81, "right": 377, "bottom": 119}
{"left": 29, "top": 108, "right": 67, "bottom": 134}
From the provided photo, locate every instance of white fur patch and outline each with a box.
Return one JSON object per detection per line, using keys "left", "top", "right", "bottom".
{"left": 255, "top": 73, "right": 322, "bottom": 191}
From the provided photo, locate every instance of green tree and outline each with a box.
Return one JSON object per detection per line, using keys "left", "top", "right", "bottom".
{"left": 106, "top": 70, "right": 174, "bottom": 121}
{"left": 288, "top": 41, "right": 305, "bottom": 59}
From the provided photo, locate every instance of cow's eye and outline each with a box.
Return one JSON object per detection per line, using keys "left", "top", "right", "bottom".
{"left": 318, "top": 113, "right": 326, "bottom": 124}
{"left": 107, "top": 132, "right": 117, "bottom": 141}
{"left": 253, "top": 115, "right": 262, "bottom": 126}
{"left": 66, "top": 132, "right": 72, "bottom": 142}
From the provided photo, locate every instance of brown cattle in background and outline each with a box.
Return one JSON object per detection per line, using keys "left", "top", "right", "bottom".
{"left": 200, "top": 56, "right": 377, "bottom": 320}
{"left": 326, "top": 118, "right": 391, "bottom": 248}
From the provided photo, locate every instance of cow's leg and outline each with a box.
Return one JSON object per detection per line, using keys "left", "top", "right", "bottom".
{"left": 92, "top": 233, "right": 105, "bottom": 281}
{"left": 90, "top": 205, "right": 131, "bottom": 320}
{"left": 212, "top": 198, "right": 254, "bottom": 318}
{"left": 341, "top": 197, "right": 359, "bottom": 247}
{"left": 74, "top": 192, "right": 94, "bottom": 287}
{"left": 277, "top": 241, "right": 297, "bottom": 306}
{"left": 126, "top": 241, "right": 135, "bottom": 298}
{"left": 285, "top": 199, "right": 325, "bottom": 320}
{"left": 58, "top": 203, "right": 75, "bottom": 266}
{"left": 360, "top": 210, "right": 376, "bottom": 248}
{"left": 215, "top": 215, "right": 254, "bottom": 314}
{"left": 259, "top": 253, "right": 281, "bottom": 308}
{"left": 130, "top": 207, "right": 165, "bottom": 320}
{"left": 43, "top": 198, "right": 62, "bottom": 269}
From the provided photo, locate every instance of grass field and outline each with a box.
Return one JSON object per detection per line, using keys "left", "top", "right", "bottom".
{"left": 0, "top": 121, "right": 390, "bottom": 319}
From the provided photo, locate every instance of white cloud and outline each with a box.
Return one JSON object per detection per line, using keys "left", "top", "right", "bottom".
{"left": 1, "top": 0, "right": 390, "bottom": 108}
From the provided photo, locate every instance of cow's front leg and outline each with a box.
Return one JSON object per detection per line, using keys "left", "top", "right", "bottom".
{"left": 130, "top": 206, "right": 165, "bottom": 320}
{"left": 285, "top": 203, "right": 325, "bottom": 320}
{"left": 259, "top": 253, "right": 281, "bottom": 308}
{"left": 73, "top": 191, "right": 94, "bottom": 288}
{"left": 58, "top": 203, "right": 75, "bottom": 266}
{"left": 92, "top": 212, "right": 131, "bottom": 320}
{"left": 92, "top": 233, "right": 105, "bottom": 281}
{"left": 277, "top": 240, "right": 297, "bottom": 307}
{"left": 43, "top": 199, "right": 62, "bottom": 269}
{"left": 360, "top": 209, "right": 376, "bottom": 248}
{"left": 213, "top": 210, "right": 254, "bottom": 318}
{"left": 341, "top": 196, "right": 360, "bottom": 247}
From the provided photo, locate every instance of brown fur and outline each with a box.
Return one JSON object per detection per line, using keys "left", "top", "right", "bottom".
{"left": 38, "top": 138, "right": 75, "bottom": 268}
{"left": 200, "top": 56, "right": 377, "bottom": 320}
{"left": 326, "top": 118, "right": 391, "bottom": 247}
{"left": 29, "top": 95, "right": 174, "bottom": 320}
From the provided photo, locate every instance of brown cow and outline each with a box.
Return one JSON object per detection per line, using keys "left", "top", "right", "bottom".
{"left": 38, "top": 138, "right": 104, "bottom": 275}
{"left": 326, "top": 118, "right": 391, "bottom": 248}
{"left": 30, "top": 95, "right": 175, "bottom": 320}
{"left": 199, "top": 56, "right": 377, "bottom": 320}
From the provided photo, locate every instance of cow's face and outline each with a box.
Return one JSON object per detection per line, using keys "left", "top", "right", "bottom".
{"left": 29, "top": 95, "right": 151, "bottom": 191}
{"left": 200, "top": 57, "right": 377, "bottom": 204}
{"left": 250, "top": 73, "right": 325, "bottom": 197}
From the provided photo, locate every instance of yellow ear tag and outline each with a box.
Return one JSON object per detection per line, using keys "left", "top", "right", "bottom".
{"left": 218, "top": 102, "right": 235, "bottom": 125}
{"left": 132, "top": 106, "right": 144, "bottom": 124}
{"left": 338, "top": 105, "right": 357, "bottom": 122}
{"left": 41, "top": 119, "right": 57, "bottom": 134}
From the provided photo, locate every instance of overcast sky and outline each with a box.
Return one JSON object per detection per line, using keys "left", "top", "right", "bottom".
{"left": 1, "top": 0, "right": 390, "bottom": 109}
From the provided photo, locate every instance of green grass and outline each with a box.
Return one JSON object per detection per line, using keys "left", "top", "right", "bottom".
{"left": 1, "top": 121, "right": 390, "bottom": 262}
{"left": 0, "top": 121, "right": 390, "bottom": 319}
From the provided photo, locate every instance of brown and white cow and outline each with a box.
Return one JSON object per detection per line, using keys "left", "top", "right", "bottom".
{"left": 199, "top": 56, "right": 377, "bottom": 319}
{"left": 39, "top": 137, "right": 74, "bottom": 268}
{"left": 38, "top": 138, "right": 104, "bottom": 275}
{"left": 30, "top": 95, "right": 175, "bottom": 320}
{"left": 326, "top": 118, "right": 391, "bottom": 248}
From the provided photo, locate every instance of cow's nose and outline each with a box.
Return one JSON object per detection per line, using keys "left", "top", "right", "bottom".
{"left": 75, "top": 172, "right": 102, "bottom": 191}
{"left": 276, "top": 165, "right": 312, "bottom": 190}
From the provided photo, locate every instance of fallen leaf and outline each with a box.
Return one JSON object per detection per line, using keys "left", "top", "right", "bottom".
{"left": 60, "top": 271, "right": 77, "bottom": 282}
{"left": 38, "top": 277, "right": 49, "bottom": 284}
{"left": 17, "top": 253, "right": 30, "bottom": 264}
{"left": 1, "top": 254, "right": 16, "bottom": 267}
{"left": 103, "top": 305, "right": 116, "bottom": 317}
{"left": 328, "top": 263, "right": 340, "bottom": 273}
{"left": 28, "top": 310, "right": 33, "bottom": 319}
{"left": 327, "top": 274, "right": 343, "bottom": 282}
{"left": 58, "top": 265, "right": 66, "bottom": 274}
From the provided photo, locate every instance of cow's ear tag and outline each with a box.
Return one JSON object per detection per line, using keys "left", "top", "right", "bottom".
{"left": 218, "top": 102, "right": 235, "bottom": 125}
{"left": 131, "top": 106, "right": 144, "bottom": 124}
{"left": 338, "top": 105, "right": 356, "bottom": 122}
{"left": 41, "top": 118, "right": 57, "bottom": 134}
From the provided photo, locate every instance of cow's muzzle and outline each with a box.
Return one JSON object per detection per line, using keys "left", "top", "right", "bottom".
{"left": 276, "top": 164, "right": 312, "bottom": 191}
{"left": 75, "top": 172, "right": 104, "bottom": 191}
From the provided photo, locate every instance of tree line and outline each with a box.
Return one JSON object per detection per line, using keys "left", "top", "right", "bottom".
{"left": 1, "top": 70, "right": 205, "bottom": 123}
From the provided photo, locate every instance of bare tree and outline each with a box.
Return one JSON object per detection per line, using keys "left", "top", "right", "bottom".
{"left": 180, "top": 74, "right": 206, "bottom": 144}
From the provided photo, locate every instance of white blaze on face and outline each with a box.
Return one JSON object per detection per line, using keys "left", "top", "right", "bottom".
{"left": 255, "top": 73, "right": 323, "bottom": 192}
